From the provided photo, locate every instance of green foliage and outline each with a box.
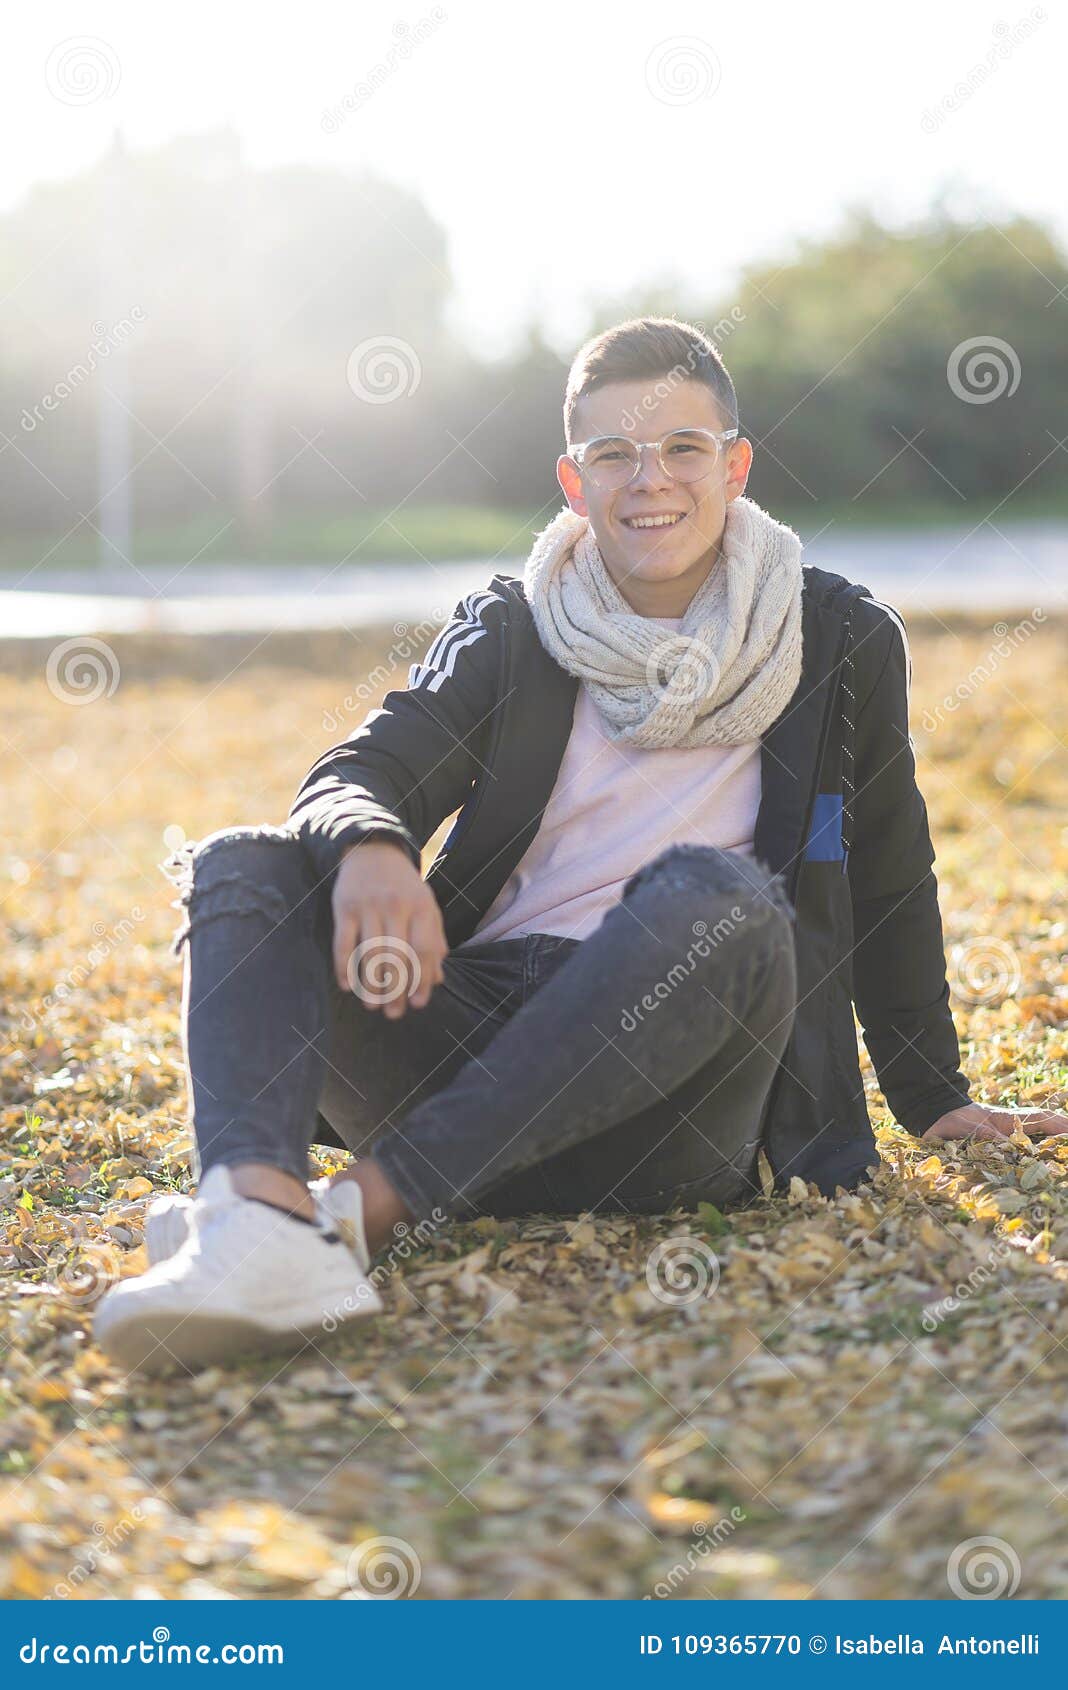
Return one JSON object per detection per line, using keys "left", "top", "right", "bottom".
{"left": 2, "top": 135, "right": 1065, "bottom": 561}
{"left": 697, "top": 1201, "right": 731, "bottom": 1239}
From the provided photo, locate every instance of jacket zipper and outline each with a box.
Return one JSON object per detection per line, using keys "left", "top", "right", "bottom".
{"left": 755, "top": 613, "right": 851, "bottom": 1171}
{"left": 787, "top": 617, "right": 850, "bottom": 905}
{"left": 426, "top": 591, "right": 512, "bottom": 877}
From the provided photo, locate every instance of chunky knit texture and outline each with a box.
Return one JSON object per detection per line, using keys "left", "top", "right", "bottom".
{"left": 523, "top": 495, "right": 804, "bottom": 749}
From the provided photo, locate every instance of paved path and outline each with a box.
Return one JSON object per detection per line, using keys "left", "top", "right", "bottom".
{"left": 1, "top": 522, "right": 1065, "bottom": 636}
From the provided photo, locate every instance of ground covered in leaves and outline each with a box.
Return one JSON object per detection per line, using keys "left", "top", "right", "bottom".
{"left": 1, "top": 612, "right": 1067, "bottom": 1600}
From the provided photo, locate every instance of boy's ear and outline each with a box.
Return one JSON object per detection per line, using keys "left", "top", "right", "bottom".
{"left": 724, "top": 436, "right": 754, "bottom": 504}
{"left": 557, "top": 454, "right": 588, "bottom": 517}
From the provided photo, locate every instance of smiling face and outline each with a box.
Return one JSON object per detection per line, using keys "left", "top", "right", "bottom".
{"left": 557, "top": 377, "right": 753, "bottom": 616}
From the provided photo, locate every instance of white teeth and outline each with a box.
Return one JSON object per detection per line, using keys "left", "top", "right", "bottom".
{"left": 624, "top": 513, "right": 683, "bottom": 529}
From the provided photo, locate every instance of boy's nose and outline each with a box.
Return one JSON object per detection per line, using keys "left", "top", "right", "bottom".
{"left": 631, "top": 442, "right": 674, "bottom": 488}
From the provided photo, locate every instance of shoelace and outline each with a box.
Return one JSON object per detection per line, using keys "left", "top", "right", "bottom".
{"left": 242, "top": 1194, "right": 343, "bottom": 1243}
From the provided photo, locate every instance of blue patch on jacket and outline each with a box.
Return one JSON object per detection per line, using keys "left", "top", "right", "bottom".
{"left": 805, "top": 792, "right": 845, "bottom": 861}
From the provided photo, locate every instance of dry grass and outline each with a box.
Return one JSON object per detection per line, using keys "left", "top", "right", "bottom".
{"left": 1, "top": 613, "right": 1067, "bottom": 1600}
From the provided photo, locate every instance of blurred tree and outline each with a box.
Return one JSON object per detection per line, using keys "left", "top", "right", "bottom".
{"left": 1, "top": 144, "right": 1065, "bottom": 567}
{"left": 721, "top": 210, "right": 1068, "bottom": 513}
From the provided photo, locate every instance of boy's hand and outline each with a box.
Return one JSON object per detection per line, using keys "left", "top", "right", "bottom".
{"left": 923, "top": 1101, "right": 1068, "bottom": 1143}
{"left": 331, "top": 839, "right": 447, "bottom": 1018}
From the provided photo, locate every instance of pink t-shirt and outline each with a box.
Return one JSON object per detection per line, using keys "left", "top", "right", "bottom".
{"left": 460, "top": 616, "right": 762, "bottom": 947}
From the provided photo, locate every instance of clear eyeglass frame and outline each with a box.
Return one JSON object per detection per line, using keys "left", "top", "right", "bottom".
{"left": 565, "top": 426, "right": 739, "bottom": 489}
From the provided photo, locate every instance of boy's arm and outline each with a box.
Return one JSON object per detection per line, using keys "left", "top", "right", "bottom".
{"left": 288, "top": 587, "right": 507, "bottom": 883}
{"left": 847, "top": 600, "right": 972, "bottom": 1135}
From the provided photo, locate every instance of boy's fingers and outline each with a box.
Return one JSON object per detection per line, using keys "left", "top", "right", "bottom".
{"left": 333, "top": 905, "right": 361, "bottom": 992}
{"left": 1023, "top": 1110, "right": 1068, "bottom": 1136}
{"left": 923, "top": 1119, "right": 998, "bottom": 1143}
{"left": 334, "top": 901, "right": 446, "bottom": 1011}
{"left": 352, "top": 915, "right": 399, "bottom": 1014}
{"left": 364, "top": 916, "right": 433, "bottom": 1019}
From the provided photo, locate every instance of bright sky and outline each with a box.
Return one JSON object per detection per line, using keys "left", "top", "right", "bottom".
{"left": 2, "top": 0, "right": 1062, "bottom": 357}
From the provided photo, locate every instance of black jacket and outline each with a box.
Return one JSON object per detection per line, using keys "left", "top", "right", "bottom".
{"left": 290, "top": 565, "right": 973, "bottom": 1196}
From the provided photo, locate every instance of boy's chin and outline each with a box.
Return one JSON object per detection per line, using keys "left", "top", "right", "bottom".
{"left": 608, "top": 545, "right": 708, "bottom": 583}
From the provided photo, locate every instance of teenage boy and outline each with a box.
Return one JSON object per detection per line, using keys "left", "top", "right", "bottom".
{"left": 95, "top": 317, "right": 1066, "bottom": 1373}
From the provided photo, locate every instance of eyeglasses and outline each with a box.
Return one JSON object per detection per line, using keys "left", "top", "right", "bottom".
{"left": 566, "top": 426, "right": 739, "bottom": 491}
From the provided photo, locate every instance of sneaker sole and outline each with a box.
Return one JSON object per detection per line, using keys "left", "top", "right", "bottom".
{"left": 98, "top": 1291, "right": 382, "bottom": 1376}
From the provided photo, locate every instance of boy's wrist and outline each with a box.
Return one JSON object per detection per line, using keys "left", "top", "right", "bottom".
{"left": 331, "top": 822, "right": 421, "bottom": 871}
{"left": 343, "top": 831, "right": 416, "bottom": 862}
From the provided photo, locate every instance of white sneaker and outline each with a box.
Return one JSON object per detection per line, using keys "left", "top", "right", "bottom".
{"left": 94, "top": 1167, "right": 381, "bottom": 1376}
{"left": 145, "top": 1176, "right": 371, "bottom": 1270}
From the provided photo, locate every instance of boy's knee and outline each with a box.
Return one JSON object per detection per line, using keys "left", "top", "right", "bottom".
{"left": 171, "top": 826, "right": 314, "bottom": 951}
{"left": 623, "top": 842, "right": 793, "bottom": 928}
{"left": 187, "top": 823, "right": 300, "bottom": 870}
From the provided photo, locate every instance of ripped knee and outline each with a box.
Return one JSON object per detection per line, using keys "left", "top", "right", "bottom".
{"left": 624, "top": 842, "right": 765, "bottom": 894}
{"left": 621, "top": 843, "right": 795, "bottom": 926}
{"left": 166, "top": 825, "right": 305, "bottom": 953}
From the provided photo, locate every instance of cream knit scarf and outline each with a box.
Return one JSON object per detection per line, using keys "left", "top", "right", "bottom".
{"left": 523, "top": 495, "right": 805, "bottom": 749}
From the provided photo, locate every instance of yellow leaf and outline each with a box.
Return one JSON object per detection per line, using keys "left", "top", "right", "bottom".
{"left": 646, "top": 1492, "right": 718, "bottom": 1533}
{"left": 31, "top": 1380, "right": 69, "bottom": 1403}
{"left": 757, "top": 1148, "right": 775, "bottom": 1199}
{"left": 8, "top": 1555, "right": 48, "bottom": 1598}
{"left": 250, "top": 1530, "right": 336, "bottom": 1582}
{"left": 118, "top": 1177, "right": 153, "bottom": 1200}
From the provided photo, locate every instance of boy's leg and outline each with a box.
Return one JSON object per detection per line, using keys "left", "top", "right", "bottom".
{"left": 100, "top": 833, "right": 791, "bottom": 1371}
{"left": 494, "top": 931, "right": 795, "bottom": 1217}
{"left": 177, "top": 825, "right": 335, "bottom": 1195}
{"left": 178, "top": 826, "right": 532, "bottom": 1210}
{"left": 95, "top": 826, "right": 533, "bottom": 1372}
{"left": 368, "top": 844, "right": 796, "bottom": 1221}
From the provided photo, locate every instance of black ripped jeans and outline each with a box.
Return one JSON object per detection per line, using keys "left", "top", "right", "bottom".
{"left": 176, "top": 830, "right": 797, "bottom": 1221}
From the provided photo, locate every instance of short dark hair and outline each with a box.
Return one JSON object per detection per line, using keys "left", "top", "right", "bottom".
{"left": 564, "top": 316, "right": 739, "bottom": 445}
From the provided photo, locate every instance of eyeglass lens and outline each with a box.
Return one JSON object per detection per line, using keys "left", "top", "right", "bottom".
{"left": 581, "top": 429, "right": 722, "bottom": 488}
